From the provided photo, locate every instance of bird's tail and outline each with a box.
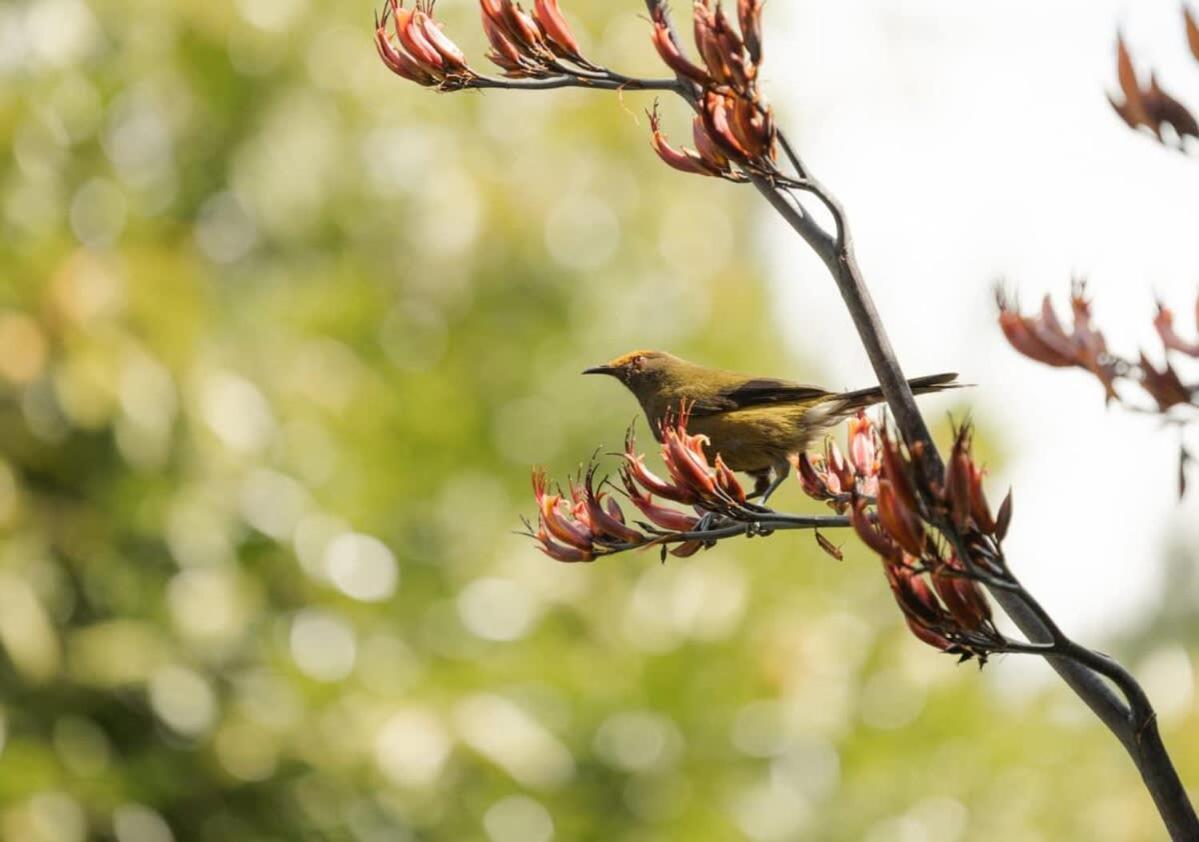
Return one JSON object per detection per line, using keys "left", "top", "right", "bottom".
{"left": 830, "top": 372, "right": 960, "bottom": 415}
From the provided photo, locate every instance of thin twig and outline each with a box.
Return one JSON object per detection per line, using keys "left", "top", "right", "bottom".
{"left": 469, "top": 74, "right": 684, "bottom": 92}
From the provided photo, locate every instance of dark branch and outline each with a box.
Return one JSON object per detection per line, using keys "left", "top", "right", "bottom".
{"left": 469, "top": 74, "right": 684, "bottom": 93}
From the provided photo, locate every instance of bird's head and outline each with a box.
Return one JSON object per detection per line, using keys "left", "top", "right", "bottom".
{"left": 582, "top": 350, "right": 679, "bottom": 399}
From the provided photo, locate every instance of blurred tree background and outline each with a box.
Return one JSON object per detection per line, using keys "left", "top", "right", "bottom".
{"left": 0, "top": 0, "right": 1197, "bottom": 840}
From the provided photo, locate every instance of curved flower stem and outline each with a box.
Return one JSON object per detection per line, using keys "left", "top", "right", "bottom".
{"left": 740, "top": 110, "right": 1199, "bottom": 842}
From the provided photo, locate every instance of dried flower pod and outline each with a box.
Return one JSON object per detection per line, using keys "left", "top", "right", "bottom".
{"left": 994, "top": 489, "right": 1013, "bottom": 542}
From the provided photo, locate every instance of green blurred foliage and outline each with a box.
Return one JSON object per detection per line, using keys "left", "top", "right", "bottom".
{"left": 0, "top": 0, "right": 1196, "bottom": 840}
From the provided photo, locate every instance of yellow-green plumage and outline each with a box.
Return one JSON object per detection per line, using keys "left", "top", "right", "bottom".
{"left": 584, "top": 350, "right": 957, "bottom": 498}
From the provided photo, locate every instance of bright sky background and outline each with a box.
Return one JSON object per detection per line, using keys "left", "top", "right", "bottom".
{"left": 758, "top": 1, "right": 1199, "bottom": 642}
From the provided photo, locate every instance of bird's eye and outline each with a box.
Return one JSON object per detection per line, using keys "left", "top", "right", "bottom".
{"left": 632, "top": 355, "right": 646, "bottom": 370}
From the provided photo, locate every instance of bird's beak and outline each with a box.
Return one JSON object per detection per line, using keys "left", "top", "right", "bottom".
{"left": 582, "top": 364, "right": 617, "bottom": 376}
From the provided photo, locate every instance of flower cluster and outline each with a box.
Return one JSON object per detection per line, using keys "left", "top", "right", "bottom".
{"left": 375, "top": 0, "right": 477, "bottom": 89}
{"left": 998, "top": 284, "right": 1199, "bottom": 414}
{"left": 996, "top": 280, "right": 1120, "bottom": 400}
{"left": 1000, "top": 283, "right": 1198, "bottom": 495}
{"left": 1108, "top": 15, "right": 1199, "bottom": 152}
{"left": 478, "top": 0, "right": 591, "bottom": 76}
{"left": 528, "top": 407, "right": 754, "bottom": 563}
{"left": 797, "top": 415, "right": 1013, "bottom": 663}
{"left": 797, "top": 412, "right": 880, "bottom": 511}
{"left": 648, "top": 1, "right": 781, "bottom": 180}
{"left": 375, "top": 0, "right": 595, "bottom": 90}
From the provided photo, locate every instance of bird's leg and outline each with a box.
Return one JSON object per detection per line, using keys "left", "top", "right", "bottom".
{"left": 692, "top": 511, "right": 720, "bottom": 533}
{"left": 758, "top": 473, "right": 788, "bottom": 505}
{"left": 757, "top": 461, "right": 792, "bottom": 506}
{"left": 748, "top": 470, "right": 772, "bottom": 500}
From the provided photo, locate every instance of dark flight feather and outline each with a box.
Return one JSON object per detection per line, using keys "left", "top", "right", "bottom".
{"left": 688, "top": 373, "right": 958, "bottom": 417}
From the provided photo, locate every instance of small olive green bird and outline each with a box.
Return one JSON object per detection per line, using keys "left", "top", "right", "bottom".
{"left": 584, "top": 350, "right": 958, "bottom": 501}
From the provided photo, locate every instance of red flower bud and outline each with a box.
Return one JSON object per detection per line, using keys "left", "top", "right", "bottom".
{"left": 584, "top": 467, "right": 644, "bottom": 545}
{"left": 650, "top": 15, "right": 712, "bottom": 84}
{"left": 943, "top": 429, "right": 974, "bottom": 530}
{"left": 797, "top": 451, "right": 829, "bottom": 499}
{"left": 876, "top": 479, "right": 925, "bottom": 557}
{"left": 649, "top": 105, "right": 725, "bottom": 178}
{"left": 621, "top": 425, "right": 696, "bottom": 504}
{"left": 662, "top": 426, "right": 718, "bottom": 500}
{"left": 394, "top": 4, "right": 445, "bottom": 70}
{"left": 850, "top": 498, "right": 895, "bottom": 558}
{"left": 416, "top": 9, "right": 469, "bottom": 71}
{"left": 535, "top": 521, "right": 594, "bottom": 562}
{"left": 533, "top": 0, "right": 581, "bottom": 58}
{"left": 968, "top": 463, "right": 996, "bottom": 534}
{"left": 847, "top": 411, "right": 877, "bottom": 477}
{"left": 932, "top": 562, "right": 990, "bottom": 632}
{"left": 376, "top": 23, "right": 439, "bottom": 85}
{"left": 738, "top": 0, "right": 763, "bottom": 63}
{"left": 621, "top": 472, "right": 700, "bottom": 533}
{"left": 714, "top": 454, "right": 746, "bottom": 505}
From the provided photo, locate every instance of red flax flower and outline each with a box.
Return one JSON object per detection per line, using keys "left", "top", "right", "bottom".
{"left": 1109, "top": 32, "right": 1199, "bottom": 149}
{"left": 648, "top": 104, "right": 748, "bottom": 182}
{"left": 1001, "top": 285, "right": 1198, "bottom": 496}
{"left": 528, "top": 405, "right": 763, "bottom": 563}
{"left": 646, "top": 0, "right": 780, "bottom": 179}
{"left": 635, "top": 402, "right": 749, "bottom": 516}
{"left": 479, "top": 0, "right": 592, "bottom": 77}
{"left": 796, "top": 411, "right": 878, "bottom": 511}
{"left": 1000, "top": 285, "right": 1199, "bottom": 415}
{"left": 1154, "top": 299, "right": 1199, "bottom": 358}
{"left": 997, "top": 281, "right": 1120, "bottom": 401}
{"left": 835, "top": 416, "right": 1011, "bottom": 664}
{"left": 376, "top": 0, "right": 476, "bottom": 89}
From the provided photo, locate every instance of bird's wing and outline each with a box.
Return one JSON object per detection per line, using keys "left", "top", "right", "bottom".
{"left": 687, "top": 378, "right": 832, "bottom": 416}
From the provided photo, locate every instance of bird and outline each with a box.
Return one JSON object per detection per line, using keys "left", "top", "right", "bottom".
{"left": 583, "top": 350, "right": 959, "bottom": 502}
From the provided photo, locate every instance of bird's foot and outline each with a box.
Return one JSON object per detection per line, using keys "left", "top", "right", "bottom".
{"left": 692, "top": 512, "right": 724, "bottom": 534}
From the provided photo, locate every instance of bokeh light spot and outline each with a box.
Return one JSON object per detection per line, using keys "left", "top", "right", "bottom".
{"left": 483, "top": 795, "right": 554, "bottom": 842}
{"left": 325, "top": 533, "right": 399, "bottom": 603}
{"left": 289, "top": 609, "right": 356, "bottom": 682}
